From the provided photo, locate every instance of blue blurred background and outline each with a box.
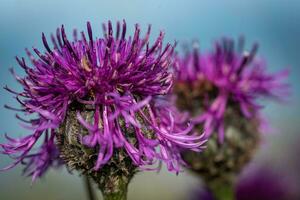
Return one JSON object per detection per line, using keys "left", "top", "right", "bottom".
{"left": 0, "top": 0, "right": 299, "bottom": 199}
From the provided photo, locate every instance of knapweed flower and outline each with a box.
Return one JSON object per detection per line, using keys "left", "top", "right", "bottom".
{"left": 174, "top": 37, "right": 289, "bottom": 185}
{"left": 176, "top": 38, "right": 289, "bottom": 142}
{"left": 1, "top": 20, "right": 205, "bottom": 189}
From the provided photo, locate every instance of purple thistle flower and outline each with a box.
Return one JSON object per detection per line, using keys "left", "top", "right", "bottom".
{"left": 1, "top": 20, "right": 205, "bottom": 181}
{"left": 175, "top": 37, "right": 289, "bottom": 143}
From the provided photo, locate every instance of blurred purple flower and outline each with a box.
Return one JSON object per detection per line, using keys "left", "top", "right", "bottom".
{"left": 190, "top": 165, "right": 297, "bottom": 200}
{"left": 236, "top": 166, "right": 294, "bottom": 200}
{"left": 175, "top": 38, "right": 289, "bottom": 143}
{"left": 1, "top": 20, "right": 206, "bottom": 181}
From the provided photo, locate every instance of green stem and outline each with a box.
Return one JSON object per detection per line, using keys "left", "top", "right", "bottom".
{"left": 100, "top": 174, "right": 129, "bottom": 200}
{"left": 84, "top": 175, "right": 97, "bottom": 200}
{"left": 208, "top": 181, "right": 235, "bottom": 200}
{"left": 89, "top": 149, "right": 136, "bottom": 200}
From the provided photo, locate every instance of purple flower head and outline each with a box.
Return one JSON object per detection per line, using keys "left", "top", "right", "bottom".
{"left": 1, "top": 21, "right": 206, "bottom": 181}
{"left": 175, "top": 37, "right": 289, "bottom": 143}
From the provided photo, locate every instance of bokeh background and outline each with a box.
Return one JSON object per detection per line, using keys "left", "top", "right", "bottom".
{"left": 0, "top": 0, "right": 299, "bottom": 199}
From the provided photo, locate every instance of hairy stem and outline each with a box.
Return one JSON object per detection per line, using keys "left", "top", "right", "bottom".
{"left": 99, "top": 173, "right": 130, "bottom": 200}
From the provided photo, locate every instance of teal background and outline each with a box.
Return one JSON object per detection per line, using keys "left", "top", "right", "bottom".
{"left": 0, "top": 0, "right": 299, "bottom": 199}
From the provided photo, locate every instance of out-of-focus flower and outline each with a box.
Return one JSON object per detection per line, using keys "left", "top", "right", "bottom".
{"left": 190, "top": 165, "right": 297, "bottom": 200}
{"left": 1, "top": 20, "right": 206, "bottom": 184}
{"left": 175, "top": 38, "right": 289, "bottom": 143}
{"left": 236, "top": 165, "right": 296, "bottom": 200}
{"left": 174, "top": 37, "right": 289, "bottom": 186}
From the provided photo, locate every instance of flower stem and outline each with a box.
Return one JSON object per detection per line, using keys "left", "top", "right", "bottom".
{"left": 100, "top": 173, "right": 129, "bottom": 200}
{"left": 84, "top": 175, "right": 97, "bottom": 200}
{"left": 208, "top": 181, "right": 235, "bottom": 200}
